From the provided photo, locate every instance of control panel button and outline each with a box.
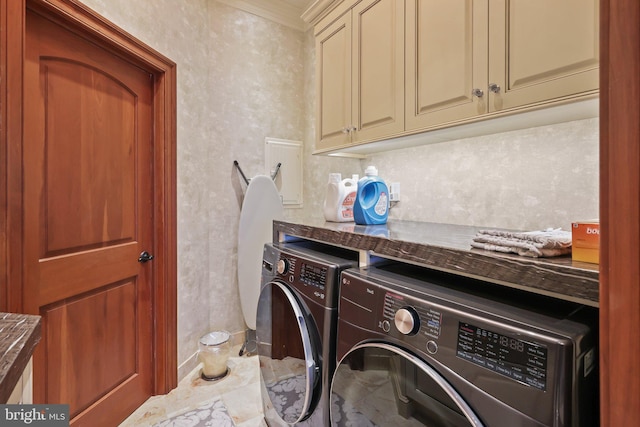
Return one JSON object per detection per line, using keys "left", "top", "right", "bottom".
{"left": 426, "top": 340, "right": 438, "bottom": 354}
{"left": 382, "top": 320, "right": 391, "bottom": 332}
{"left": 394, "top": 307, "right": 420, "bottom": 335}
{"left": 276, "top": 259, "right": 289, "bottom": 275}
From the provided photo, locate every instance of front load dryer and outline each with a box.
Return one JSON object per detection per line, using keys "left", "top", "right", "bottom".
{"left": 331, "top": 264, "right": 598, "bottom": 427}
{"left": 256, "top": 241, "right": 358, "bottom": 426}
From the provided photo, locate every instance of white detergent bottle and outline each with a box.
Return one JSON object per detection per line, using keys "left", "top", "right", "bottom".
{"left": 323, "top": 173, "right": 357, "bottom": 222}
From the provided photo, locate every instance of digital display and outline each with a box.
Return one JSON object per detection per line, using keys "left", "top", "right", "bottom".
{"left": 300, "top": 262, "right": 327, "bottom": 289}
{"left": 456, "top": 322, "right": 547, "bottom": 391}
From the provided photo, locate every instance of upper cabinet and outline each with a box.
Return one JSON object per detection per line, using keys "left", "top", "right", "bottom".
{"left": 405, "top": 0, "right": 489, "bottom": 129}
{"left": 307, "top": 0, "right": 599, "bottom": 154}
{"left": 489, "top": 0, "right": 599, "bottom": 110}
{"left": 315, "top": 0, "right": 404, "bottom": 152}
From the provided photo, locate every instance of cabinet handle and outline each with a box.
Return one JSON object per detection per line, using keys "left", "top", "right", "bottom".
{"left": 489, "top": 83, "right": 501, "bottom": 94}
{"left": 342, "top": 125, "right": 357, "bottom": 134}
{"left": 472, "top": 88, "right": 484, "bottom": 98}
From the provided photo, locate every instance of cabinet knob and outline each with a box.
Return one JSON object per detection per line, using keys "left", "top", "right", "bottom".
{"left": 472, "top": 88, "right": 484, "bottom": 98}
{"left": 489, "top": 83, "right": 501, "bottom": 94}
{"left": 342, "top": 127, "right": 350, "bottom": 134}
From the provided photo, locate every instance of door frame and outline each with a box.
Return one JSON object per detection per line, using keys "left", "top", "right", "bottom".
{"left": 0, "top": 0, "right": 177, "bottom": 394}
{"left": 599, "top": 0, "right": 640, "bottom": 425}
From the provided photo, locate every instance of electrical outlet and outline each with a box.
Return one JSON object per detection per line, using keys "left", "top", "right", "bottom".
{"left": 389, "top": 182, "right": 400, "bottom": 201}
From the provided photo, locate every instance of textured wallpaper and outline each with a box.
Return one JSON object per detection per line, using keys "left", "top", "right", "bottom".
{"left": 77, "top": 0, "right": 598, "bottom": 382}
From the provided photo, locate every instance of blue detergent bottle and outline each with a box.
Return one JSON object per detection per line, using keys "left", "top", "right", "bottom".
{"left": 354, "top": 166, "right": 389, "bottom": 225}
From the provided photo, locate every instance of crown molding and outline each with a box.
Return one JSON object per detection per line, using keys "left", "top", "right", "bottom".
{"left": 301, "top": 0, "right": 344, "bottom": 25}
{"left": 216, "top": 0, "right": 309, "bottom": 31}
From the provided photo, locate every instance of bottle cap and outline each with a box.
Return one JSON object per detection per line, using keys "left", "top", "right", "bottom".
{"left": 364, "top": 166, "right": 378, "bottom": 176}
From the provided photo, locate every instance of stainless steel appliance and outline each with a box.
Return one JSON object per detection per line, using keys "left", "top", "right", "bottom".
{"left": 256, "top": 241, "right": 358, "bottom": 426}
{"left": 332, "top": 264, "right": 598, "bottom": 427}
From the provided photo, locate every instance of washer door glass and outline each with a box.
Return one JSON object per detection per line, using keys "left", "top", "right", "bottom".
{"left": 331, "top": 343, "right": 484, "bottom": 427}
{"left": 256, "top": 281, "right": 320, "bottom": 424}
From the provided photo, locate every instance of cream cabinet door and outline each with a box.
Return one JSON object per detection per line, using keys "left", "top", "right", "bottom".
{"left": 350, "top": 0, "right": 404, "bottom": 144}
{"left": 405, "top": 0, "right": 489, "bottom": 131}
{"left": 315, "top": 13, "right": 352, "bottom": 151}
{"left": 488, "top": 0, "right": 599, "bottom": 110}
{"left": 315, "top": 0, "right": 404, "bottom": 152}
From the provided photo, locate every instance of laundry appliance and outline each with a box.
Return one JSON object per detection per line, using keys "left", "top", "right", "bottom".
{"left": 331, "top": 264, "right": 598, "bottom": 427}
{"left": 256, "top": 241, "right": 358, "bottom": 426}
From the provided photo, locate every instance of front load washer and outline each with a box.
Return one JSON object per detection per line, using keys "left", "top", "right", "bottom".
{"left": 256, "top": 241, "right": 358, "bottom": 426}
{"left": 331, "top": 264, "right": 598, "bottom": 427}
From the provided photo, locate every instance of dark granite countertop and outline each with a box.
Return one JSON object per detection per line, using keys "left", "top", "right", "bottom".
{"left": 274, "top": 218, "right": 599, "bottom": 307}
{"left": 0, "top": 313, "right": 42, "bottom": 403}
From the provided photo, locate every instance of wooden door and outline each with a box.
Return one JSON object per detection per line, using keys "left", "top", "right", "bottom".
{"left": 488, "top": 0, "right": 599, "bottom": 111}
{"left": 24, "top": 8, "right": 154, "bottom": 425}
{"left": 405, "top": 0, "right": 488, "bottom": 131}
{"left": 600, "top": 0, "right": 640, "bottom": 425}
{"left": 315, "top": 12, "right": 352, "bottom": 152}
{"left": 350, "top": 0, "right": 404, "bottom": 144}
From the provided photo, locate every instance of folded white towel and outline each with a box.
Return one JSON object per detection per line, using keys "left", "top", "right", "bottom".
{"left": 471, "top": 228, "right": 572, "bottom": 258}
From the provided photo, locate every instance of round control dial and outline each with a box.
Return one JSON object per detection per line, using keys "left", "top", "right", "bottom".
{"left": 276, "top": 259, "right": 289, "bottom": 275}
{"left": 394, "top": 307, "right": 420, "bottom": 335}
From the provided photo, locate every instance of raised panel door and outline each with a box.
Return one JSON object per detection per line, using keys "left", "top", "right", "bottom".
{"left": 24, "top": 9, "right": 154, "bottom": 426}
{"left": 405, "top": 0, "right": 489, "bottom": 131}
{"left": 315, "top": 13, "right": 352, "bottom": 151}
{"left": 488, "top": 0, "right": 599, "bottom": 110}
{"left": 350, "top": 0, "right": 404, "bottom": 144}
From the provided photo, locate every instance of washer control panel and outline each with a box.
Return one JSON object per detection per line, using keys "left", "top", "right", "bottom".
{"left": 382, "top": 290, "right": 443, "bottom": 355}
{"left": 269, "top": 243, "right": 358, "bottom": 308}
{"left": 276, "top": 253, "right": 329, "bottom": 304}
{"left": 340, "top": 270, "right": 444, "bottom": 357}
{"left": 384, "top": 292, "right": 442, "bottom": 340}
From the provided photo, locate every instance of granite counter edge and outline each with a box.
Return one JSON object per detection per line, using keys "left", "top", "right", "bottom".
{"left": 0, "top": 314, "right": 42, "bottom": 403}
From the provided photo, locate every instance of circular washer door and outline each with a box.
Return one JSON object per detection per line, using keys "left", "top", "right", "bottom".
{"left": 256, "top": 280, "right": 321, "bottom": 425}
{"left": 331, "top": 343, "right": 484, "bottom": 427}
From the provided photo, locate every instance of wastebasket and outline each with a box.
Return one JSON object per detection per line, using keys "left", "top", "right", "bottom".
{"left": 198, "top": 330, "right": 231, "bottom": 380}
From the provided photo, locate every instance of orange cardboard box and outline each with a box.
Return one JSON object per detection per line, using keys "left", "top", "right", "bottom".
{"left": 571, "top": 221, "right": 599, "bottom": 264}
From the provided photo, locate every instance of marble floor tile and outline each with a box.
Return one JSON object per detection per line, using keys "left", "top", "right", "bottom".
{"left": 120, "top": 346, "right": 264, "bottom": 426}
